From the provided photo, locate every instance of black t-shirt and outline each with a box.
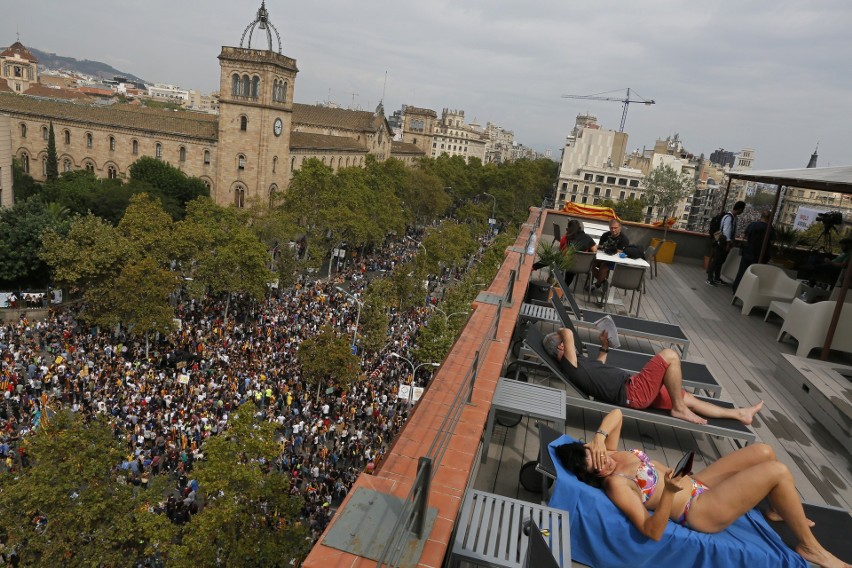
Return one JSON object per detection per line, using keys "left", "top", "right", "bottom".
{"left": 557, "top": 355, "right": 629, "bottom": 405}
{"left": 567, "top": 232, "right": 596, "bottom": 253}
{"left": 598, "top": 231, "right": 629, "bottom": 255}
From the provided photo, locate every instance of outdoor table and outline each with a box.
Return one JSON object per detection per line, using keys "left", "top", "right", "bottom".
{"left": 594, "top": 252, "right": 650, "bottom": 308}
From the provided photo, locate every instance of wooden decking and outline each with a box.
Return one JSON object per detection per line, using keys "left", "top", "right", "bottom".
{"left": 474, "top": 259, "right": 852, "bottom": 519}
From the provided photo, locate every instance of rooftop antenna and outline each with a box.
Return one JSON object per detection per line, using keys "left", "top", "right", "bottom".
{"left": 350, "top": 91, "right": 359, "bottom": 109}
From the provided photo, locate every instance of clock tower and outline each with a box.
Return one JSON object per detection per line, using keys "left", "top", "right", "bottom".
{"left": 216, "top": 2, "right": 297, "bottom": 207}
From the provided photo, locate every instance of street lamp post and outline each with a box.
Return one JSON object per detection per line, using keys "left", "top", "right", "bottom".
{"left": 391, "top": 353, "right": 439, "bottom": 406}
{"left": 482, "top": 192, "right": 497, "bottom": 229}
{"left": 432, "top": 306, "right": 470, "bottom": 324}
{"left": 335, "top": 286, "right": 363, "bottom": 355}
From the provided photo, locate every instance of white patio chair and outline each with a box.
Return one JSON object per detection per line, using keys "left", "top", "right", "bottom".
{"left": 777, "top": 298, "right": 852, "bottom": 357}
{"left": 731, "top": 264, "right": 802, "bottom": 316}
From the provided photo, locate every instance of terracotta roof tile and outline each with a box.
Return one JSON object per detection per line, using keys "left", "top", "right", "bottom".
{"left": 0, "top": 92, "right": 219, "bottom": 140}
{"left": 0, "top": 42, "right": 37, "bottom": 62}
{"left": 290, "top": 131, "right": 365, "bottom": 151}
{"left": 24, "top": 84, "right": 91, "bottom": 101}
{"left": 390, "top": 141, "right": 425, "bottom": 155}
{"left": 0, "top": 81, "right": 12, "bottom": 93}
{"left": 293, "top": 103, "right": 382, "bottom": 132}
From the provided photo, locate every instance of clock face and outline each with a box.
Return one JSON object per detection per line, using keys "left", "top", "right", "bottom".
{"left": 273, "top": 118, "right": 283, "bottom": 136}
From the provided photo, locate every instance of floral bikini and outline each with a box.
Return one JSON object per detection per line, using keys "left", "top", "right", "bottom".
{"left": 616, "top": 448, "right": 709, "bottom": 526}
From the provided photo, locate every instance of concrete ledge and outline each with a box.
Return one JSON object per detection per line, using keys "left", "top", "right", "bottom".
{"left": 775, "top": 354, "right": 852, "bottom": 455}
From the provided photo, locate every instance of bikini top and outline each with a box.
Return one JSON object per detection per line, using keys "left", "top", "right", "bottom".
{"left": 614, "top": 448, "right": 659, "bottom": 503}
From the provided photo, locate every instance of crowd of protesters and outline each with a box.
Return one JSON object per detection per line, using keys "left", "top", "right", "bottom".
{"left": 0, "top": 234, "right": 486, "bottom": 546}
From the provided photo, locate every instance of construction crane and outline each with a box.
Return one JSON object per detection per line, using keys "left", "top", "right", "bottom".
{"left": 561, "top": 88, "right": 655, "bottom": 132}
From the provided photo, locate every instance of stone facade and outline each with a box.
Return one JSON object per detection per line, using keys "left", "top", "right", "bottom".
{"left": 0, "top": 4, "right": 424, "bottom": 209}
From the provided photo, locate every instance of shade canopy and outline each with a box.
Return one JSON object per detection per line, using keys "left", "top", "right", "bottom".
{"left": 727, "top": 165, "right": 852, "bottom": 195}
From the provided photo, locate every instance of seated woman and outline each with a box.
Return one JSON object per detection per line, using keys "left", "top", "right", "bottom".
{"left": 560, "top": 219, "right": 598, "bottom": 286}
{"left": 555, "top": 409, "right": 849, "bottom": 568}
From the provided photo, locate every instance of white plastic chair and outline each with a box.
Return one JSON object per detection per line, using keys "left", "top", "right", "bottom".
{"left": 777, "top": 298, "right": 852, "bottom": 357}
{"left": 731, "top": 264, "right": 802, "bottom": 316}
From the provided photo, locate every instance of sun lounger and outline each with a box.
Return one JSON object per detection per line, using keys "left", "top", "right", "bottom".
{"left": 522, "top": 325, "right": 756, "bottom": 445}
{"left": 548, "top": 297, "right": 720, "bottom": 398}
{"left": 552, "top": 270, "right": 691, "bottom": 357}
{"left": 544, "top": 432, "right": 805, "bottom": 568}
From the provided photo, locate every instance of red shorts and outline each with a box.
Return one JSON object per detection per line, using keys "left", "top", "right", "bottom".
{"left": 625, "top": 354, "right": 683, "bottom": 409}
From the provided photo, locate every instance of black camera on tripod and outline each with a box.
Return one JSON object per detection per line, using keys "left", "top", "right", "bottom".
{"left": 816, "top": 211, "right": 843, "bottom": 229}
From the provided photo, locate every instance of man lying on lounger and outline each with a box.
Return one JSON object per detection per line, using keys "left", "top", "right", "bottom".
{"left": 542, "top": 327, "right": 763, "bottom": 425}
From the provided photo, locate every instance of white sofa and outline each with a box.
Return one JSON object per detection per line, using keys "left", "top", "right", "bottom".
{"left": 777, "top": 298, "right": 852, "bottom": 357}
{"left": 731, "top": 264, "right": 802, "bottom": 316}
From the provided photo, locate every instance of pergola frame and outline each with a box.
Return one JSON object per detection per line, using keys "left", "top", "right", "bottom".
{"left": 716, "top": 165, "right": 852, "bottom": 360}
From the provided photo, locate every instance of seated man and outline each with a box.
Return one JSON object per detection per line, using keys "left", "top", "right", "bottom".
{"left": 543, "top": 327, "right": 763, "bottom": 425}
{"left": 590, "top": 219, "right": 629, "bottom": 294}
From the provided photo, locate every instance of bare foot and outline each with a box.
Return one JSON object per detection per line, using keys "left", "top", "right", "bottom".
{"left": 795, "top": 543, "right": 851, "bottom": 568}
{"left": 671, "top": 408, "right": 708, "bottom": 425}
{"left": 736, "top": 400, "right": 764, "bottom": 425}
{"left": 765, "top": 508, "right": 815, "bottom": 527}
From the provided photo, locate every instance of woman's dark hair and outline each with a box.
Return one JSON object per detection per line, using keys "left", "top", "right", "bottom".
{"left": 554, "top": 442, "right": 604, "bottom": 488}
{"left": 565, "top": 219, "right": 583, "bottom": 238}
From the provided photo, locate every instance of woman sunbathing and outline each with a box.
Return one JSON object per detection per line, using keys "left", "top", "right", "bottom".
{"left": 555, "top": 409, "right": 850, "bottom": 568}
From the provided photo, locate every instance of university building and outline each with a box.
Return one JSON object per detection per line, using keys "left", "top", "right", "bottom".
{"left": 0, "top": 2, "right": 424, "bottom": 209}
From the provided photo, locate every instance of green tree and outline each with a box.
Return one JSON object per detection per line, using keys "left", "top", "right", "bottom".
{"left": 106, "top": 257, "right": 178, "bottom": 354}
{"left": 46, "top": 121, "right": 59, "bottom": 181}
{"left": 0, "top": 199, "right": 72, "bottom": 288}
{"left": 11, "top": 157, "right": 41, "bottom": 202}
{"left": 0, "top": 411, "right": 163, "bottom": 566}
{"left": 298, "top": 325, "right": 360, "bottom": 397}
{"left": 399, "top": 168, "right": 451, "bottom": 227}
{"left": 40, "top": 212, "right": 128, "bottom": 291}
{"left": 642, "top": 164, "right": 696, "bottom": 240}
{"left": 180, "top": 198, "right": 274, "bottom": 322}
{"left": 166, "top": 403, "right": 309, "bottom": 567}
{"left": 129, "top": 156, "right": 209, "bottom": 217}
{"left": 600, "top": 197, "right": 645, "bottom": 222}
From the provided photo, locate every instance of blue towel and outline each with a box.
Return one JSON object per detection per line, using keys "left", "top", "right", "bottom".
{"left": 547, "top": 435, "right": 807, "bottom": 568}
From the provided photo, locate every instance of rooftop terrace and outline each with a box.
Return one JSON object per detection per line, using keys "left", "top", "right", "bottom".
{"left": 303, "top": 208, "right": 851, "bottom": 568}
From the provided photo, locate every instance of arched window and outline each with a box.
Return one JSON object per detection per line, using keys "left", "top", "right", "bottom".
{"left": 237, "top": 154, "right": 246, "bottom": 171}
{"left": 86, "top": 133, "right": 93, "bottom": 148}
{"left": 204, "top": 150, "right": 211, "bottom": 165}
{"left": 21, "top": 151, "right": 29, "bottom": 173}
{"left": 268, "top": 184, "right": 278, "bottom": 203}
{"left": 231, "top": 73, "right": 240, "bottom": 96}
{"left": 64, "top": 130, "right": 71, "bottom": 145}
{"left": 20, "top": 123, "right": 26, "bottom": 138}
{"left": 235, "top": 186, "right": 245, "bottom": 208}
{"left": 291, "top": 157, "right": 296, "bottom": 171}
{"left": 132, "top": 140, "right": 139, "bottom": 155}
{"left": 42, "top": 157, "right": 47, "bottom": 176}
{"left": 204, "top": 180, "right": 211, "bottom": 191}
{"left": 109, "top": 136, "right": 116, "bottom": 151}
{"left": 63, "top": 159, "right": 72, "bottom": 172}
{"left": 85, "top": 161, "right": 94, "bottom": 172}
{"left": 241, "top": 74, "right": 250, "bottom": 97}
{"left": 42, "top": 126, "right": 48, "bottom": 140}
{"left": 321, "top": 156, "right": 326, "bottom": 164}
{"left": 155, "top": 143, "right": 162, "bottom": 160}
{"left": 282, "top": 81, "right": 288, "bottom": 102}
{"left": 272, "top": 79, "right": 280, "bottom": 102}
{"left": 179, "top": 146, "right": 186, "bottom": 162}
{"left": 108, "top": 166, "right": 117, "bottom": 179}
{"left": 251, "top": 76, "right": 260, "bottom": 98}
{"left": 240, "top": 115, "right": 248, "bottom": 131}
{"left": 272, "top": 156, "right": 278, "bottom": 173}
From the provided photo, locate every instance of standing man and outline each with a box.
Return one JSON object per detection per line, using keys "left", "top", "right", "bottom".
{"left": 707, "top": 200, "right": 745, "bottom": 286}
{"left": 732, "top": 209, "right": 776, "bottom": 292}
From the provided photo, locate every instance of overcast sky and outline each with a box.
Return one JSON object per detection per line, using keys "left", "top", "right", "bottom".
{"left": 5, "top": 1, "right": 851, "bottom": 169}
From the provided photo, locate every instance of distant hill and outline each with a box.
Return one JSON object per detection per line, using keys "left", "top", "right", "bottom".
{"left": 26, "top": 46, "right": 147, "bottom": 84}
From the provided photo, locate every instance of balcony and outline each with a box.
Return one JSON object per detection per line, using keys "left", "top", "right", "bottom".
{"left": 303, "top": 208, "right": 851, "bottom": 567}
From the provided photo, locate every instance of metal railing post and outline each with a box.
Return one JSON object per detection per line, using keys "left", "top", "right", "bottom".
{"left": 467, "top": 350, "right": 479, "bottom": 404}
{"left": 413, "top": 457, "right": 432, "bottom": 539}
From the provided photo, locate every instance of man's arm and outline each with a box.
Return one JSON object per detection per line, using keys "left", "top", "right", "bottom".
{"left": 557, "top": 328, "right": 579, "bottom": 367}
{"left": 596, "top": 331, "right": 610, "bottom": 363}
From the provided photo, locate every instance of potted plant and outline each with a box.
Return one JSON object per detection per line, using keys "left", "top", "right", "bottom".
{"left": 534, "top": 241, "right": 575, "bottom": 284}
{"left": 770, "top": 226, "right": 802, "bottom": 268}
